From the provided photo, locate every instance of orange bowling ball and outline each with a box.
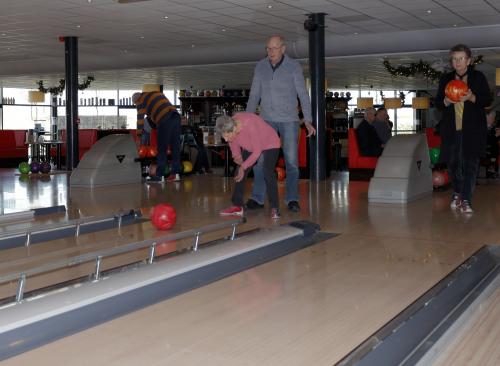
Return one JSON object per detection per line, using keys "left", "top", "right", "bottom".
{"left": 138, "top": 145, "right": 148, "bottom": 159}
{"left": 277, "top": 157, "right": 285, "bottom": 168}
{"left": 445, "top": 79, "right": 468, "bottom": 103}
{"left": 276, "top": 167, "right": 286, "bottom": 181}
{"left": 148, "top": 146, "right": 158, "bottom": 158}
{"left": 150, "top": 204, "right": 177, "bottom": 231}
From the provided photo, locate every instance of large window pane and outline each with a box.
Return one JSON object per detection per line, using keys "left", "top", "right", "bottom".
{"left": 3, "top": 105, "right": 51, "bottom": 131}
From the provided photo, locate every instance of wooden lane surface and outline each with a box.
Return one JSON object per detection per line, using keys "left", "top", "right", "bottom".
{"left": 0, "top": 216, "right": 254, "bottom": 300}
{"left": 0, "top": 169, "right": 499, "bottom": 364}
{"left": 1, "top": 233, "right": 485, "bottom": 365}
{"left": 420, "top": 274, "right": 500, "bottom": 366}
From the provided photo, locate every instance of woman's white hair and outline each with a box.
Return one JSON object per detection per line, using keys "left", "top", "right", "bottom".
{"left": 216, "top": 115, "right": 237, "bottom": 134}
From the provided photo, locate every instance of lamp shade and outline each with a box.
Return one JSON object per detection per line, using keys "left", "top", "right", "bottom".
{"left": 28, "top": 91, "right": 45, "bottom": 103}
{"left": 384, "top": 97, "right": 402, "bottom": 109}
{"left": 412, "top": 96, "right": 430, "bottom": 109}
{"left": 496, "top": 69, "right": 500, "bottom": 86}
{"left": 142, "top": 84, "right": 161, "bottom": 92}
{"left": 357, "top": 97, "right": 373, "bottom": 109}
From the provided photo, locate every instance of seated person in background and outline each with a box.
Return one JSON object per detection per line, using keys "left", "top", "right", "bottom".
{"left": 216, "top": 112, "right": 281, "bottom": 219}
{"left": 373, "top": 107, "right": 392, "bottom": 144}
{"left": 485, "top": 110, "right": 499, "bottom": 178}
{"left": 356, "top": 107, "right": 383, "bottom": 157}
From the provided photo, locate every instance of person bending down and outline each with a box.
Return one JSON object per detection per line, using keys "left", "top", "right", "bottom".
{"left": 216, "top": 113, "right": 281, "bottom": 219}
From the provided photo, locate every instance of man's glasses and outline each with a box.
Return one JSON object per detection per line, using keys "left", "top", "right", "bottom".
{"left": 450, "top": 56, "right": 468, "bottom": 63}
{"left": 266, "top": 46, "right": 283, "bottom": 52}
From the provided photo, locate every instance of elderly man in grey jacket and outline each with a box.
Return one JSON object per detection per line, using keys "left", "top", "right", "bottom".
{"left": 245, "top": 35, "right": 316, "bottom": 212}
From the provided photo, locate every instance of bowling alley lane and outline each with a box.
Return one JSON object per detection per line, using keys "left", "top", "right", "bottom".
{"left": 0, "top": 168, "right": 499, "bottom": 365}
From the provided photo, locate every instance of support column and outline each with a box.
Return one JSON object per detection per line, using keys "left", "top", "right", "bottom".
{"left": 50, "top": 95, "right": 58, "bottom": 141}
{"left": 305, "top": 13, "right": 326, "bottom": 181}
{"left": 65, "top": 36, "right": 79, "bottom": 170}
{"left": 415, "top": 91, "right": 426, "bottom": 132}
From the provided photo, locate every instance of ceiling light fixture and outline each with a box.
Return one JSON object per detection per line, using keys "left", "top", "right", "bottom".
{"left": 222, "top": 28, "right": 226, "bottom": 32}
{"left": 76, "top": 25, "right": 81, "bottom": 28}
{"left": 164, "top": 16, "right": 168, "bottom": 19}
{"left": 28, "top": 91, "right": 46, "bottom": 104}
{"left": 426, "top": 10, "right": 432, "bottom": 14}
{"left": 357, "top": 98, "right": 373, "bottom": 109}
{"left": 384, "top": 97, "right": 402, "bottom": 109}
{"left": 412, "top": 97, "right": 430, "bottom": 109}
{"left": 142, "top": 84, "right": 160, "bottom": 92}
{"left": 267, "top": 5, "right": 273, "bottom": 9}
{"left": 191, "top": 44, "right": 195, "bottom": 48}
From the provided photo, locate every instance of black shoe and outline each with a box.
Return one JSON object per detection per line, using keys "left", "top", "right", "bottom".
{"left": 288, "top": 201, "right": 300, "bottom": 212}
{"left": 245, "top": 198, "right": 264, "bottom": 209}
{"left": 146, "top": 176, "right": 163, "bottom": 183}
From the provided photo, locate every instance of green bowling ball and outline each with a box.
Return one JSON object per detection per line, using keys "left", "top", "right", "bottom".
{"left": 429, "top": 147, "right": 441, "bottom": 165}
{"left": 18, "top": 162, "right": 31, "bottom": 174}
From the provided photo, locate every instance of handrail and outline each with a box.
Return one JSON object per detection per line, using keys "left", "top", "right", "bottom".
{"left": 0, "top": 209, "right": 139, "bottom": 245}
{"left": 2, "top": 217, "right": 244, "bottom": 302}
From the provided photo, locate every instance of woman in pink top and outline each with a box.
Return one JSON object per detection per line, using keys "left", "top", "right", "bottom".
{"left": 216, "top": 112, "right": 281, "bottom": 219}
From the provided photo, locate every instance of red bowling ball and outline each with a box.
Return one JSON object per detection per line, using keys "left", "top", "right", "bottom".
{"left": 432, "top": 171, "right": 446, "bottom": 187}
{"left": 276, "top": 167, "right": 286, "bottom": 181}
{"left": 150, "top": 204, "right": 177, "bottom": 230}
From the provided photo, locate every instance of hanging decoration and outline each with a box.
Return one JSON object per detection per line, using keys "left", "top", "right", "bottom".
{"left": 37, "top": 76, "right": 95, "bottom": 95}
{"left": 383, "top": 56, "right": 483, "bottom": 82}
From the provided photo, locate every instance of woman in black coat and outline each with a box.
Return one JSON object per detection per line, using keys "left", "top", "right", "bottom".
{"left": 435, "top": 44, "right": 492, "bottom": 214}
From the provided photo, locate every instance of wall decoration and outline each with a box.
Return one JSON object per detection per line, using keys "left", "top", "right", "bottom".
{"left": 37, "top": 76, "right": 95, "bottom": 95}
{"left": 383, "top": 56, "right": 483, "bottom": 82}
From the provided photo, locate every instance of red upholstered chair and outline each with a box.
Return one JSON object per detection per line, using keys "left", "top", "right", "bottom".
{"left": 51, "top": 129, "right": 98, "bottom": 160}
{"left": 0, "top": 130, "right": 28, "bottom": 166}
{"left": 348, "top": 129, "right": 378, "bottom": 168}
{"left": 298, "top": 126, "right": 307, "bottom": 169}
{"left": 78, "top": 129, "right": 98, "bottom": 159}
{"left": 348, "top": 128, "right": 378, "bottom": 180}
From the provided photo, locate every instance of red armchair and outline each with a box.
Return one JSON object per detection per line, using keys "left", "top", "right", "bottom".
{"left": 348, "top": 128, "right": 378, "bottom": 180}
{"left": 0, "top": 130, "right": 28, "bottom": 166}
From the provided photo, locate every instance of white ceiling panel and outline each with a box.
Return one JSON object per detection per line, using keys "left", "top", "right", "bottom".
{"left": 0, "top": 0, "right": 499, "bottom": 92}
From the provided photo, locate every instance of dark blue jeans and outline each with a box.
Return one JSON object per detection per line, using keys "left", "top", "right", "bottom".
{"left": 156, "top": 113, "right": 182, "bottom": 177}
{"left": 447, "top": 131, "right": 480, "bottom": 203}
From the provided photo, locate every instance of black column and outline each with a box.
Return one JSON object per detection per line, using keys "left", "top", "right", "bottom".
{"left": 415, "top": 91, "right": 424, "bottom": 132}
{"left": 305, "top": 13, "right": 326, "bottom": 181}
{"left": 65, "top": 36, "right": 79, "bottom": 170}
{"left": 50, "top": 95, "right": 58, "bottom": 140}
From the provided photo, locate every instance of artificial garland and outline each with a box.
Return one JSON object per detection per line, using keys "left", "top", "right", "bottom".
{"left": 383, "top": 56, "right": 483, "bottom": 82}
{"left": 37, "top": 76, "right": 95, "bottom": 95}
